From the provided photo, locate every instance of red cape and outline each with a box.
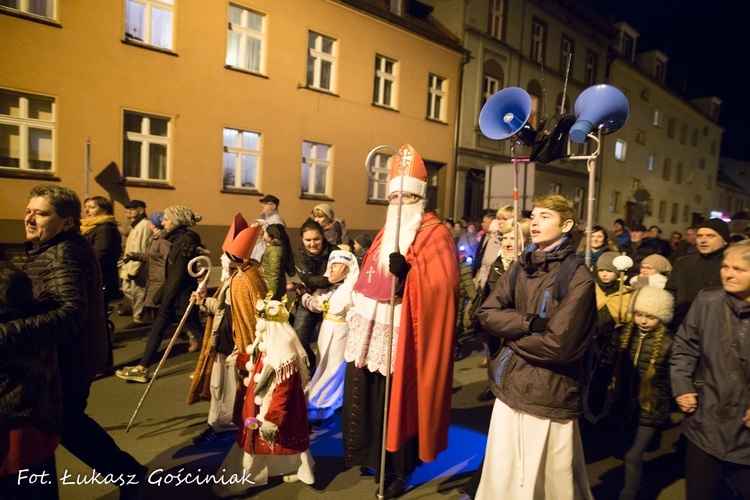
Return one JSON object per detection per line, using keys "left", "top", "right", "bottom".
{"left": 369, "top": 212, "right": 459, "bottom": 462}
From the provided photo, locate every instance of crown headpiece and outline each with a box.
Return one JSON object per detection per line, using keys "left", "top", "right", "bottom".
{"left": 256, "top": 292, "right": 289, "bottom": 322}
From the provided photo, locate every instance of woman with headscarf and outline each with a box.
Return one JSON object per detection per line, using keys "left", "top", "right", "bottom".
{"left": 261, "top": 223, "right": 295, "bottom": 301}
{"left": 116, "top": 205, "right": 205, "bottom": 383}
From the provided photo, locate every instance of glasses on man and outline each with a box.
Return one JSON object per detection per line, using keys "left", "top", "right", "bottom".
{"left": 387, "top": 193, "right": 421, "bottom": 204}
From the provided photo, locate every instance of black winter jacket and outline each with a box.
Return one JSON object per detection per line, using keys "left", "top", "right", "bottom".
{"left": 590, "top": 325, "right": 674, "bottom": 427}
{"left": 477, "top": 237, "right": 597, "bottom": 419}
{"left": 153, "top": 227, "right": 201, "bottom": 314}
{"left": 294, "top": 240, "right": 335, "bottom": 293}
{"left": 665, "top": 248, "right": 725, "bottom": 329}
{"left": 0, "top": 229, "right": 107, "bottom": 392}
{"left": 83, "top": 221, "right": 122, "bottom": 301}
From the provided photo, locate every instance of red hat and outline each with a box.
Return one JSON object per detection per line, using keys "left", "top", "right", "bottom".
{"left": 389, "top": 144, "right": 427, "bottom": 198}
{"left": 222, "top": 213, "right": 261, "bottom": 260}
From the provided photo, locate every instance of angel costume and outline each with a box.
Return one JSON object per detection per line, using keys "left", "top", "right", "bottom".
{"left": 212, "top": 298, "right": 314, "bottom": 496}
{"left": 301, "top": 250, "right": 359, "bottom": 422}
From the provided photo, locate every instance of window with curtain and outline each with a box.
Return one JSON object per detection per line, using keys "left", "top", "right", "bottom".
{"left": 373, "top": 55, "right": 397, "bottom": 108}
{"left": 0, "top": 0, "right": 55, "bottom": 19}
{"left": 0, "top": 89, "right": 55, "bottom": 172}
{"left": 123, "top": 111, "right": 170, "bottom": 181}
{"left": 226, "top": 4, "right": 264, "bottom": 73}
{"left": 427, "top": 73, "right": 446, "bottom": 121}
{"left": 307, "top": 31, "right": 336, "bottom": 91}
{"left": 367, "top": 152, "right": 390, "bottom": 201}
{"left": 301, "top": 141, "right": 331, "bottom": 196}
{"left": 125, "top": 0, "right": 174, "bottom": 50}
{"left": 223, "top": 127, "right": 260, "bottom": 190}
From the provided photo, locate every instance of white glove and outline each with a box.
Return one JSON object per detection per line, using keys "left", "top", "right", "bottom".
{"left": 259, "top": 421, "right": 278, "bottom": 447}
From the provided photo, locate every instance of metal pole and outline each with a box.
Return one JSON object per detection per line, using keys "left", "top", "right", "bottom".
{"left": 377, "top": 153, "right": 406, "bottom": 499}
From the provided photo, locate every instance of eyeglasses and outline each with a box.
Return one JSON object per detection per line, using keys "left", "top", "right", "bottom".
{"left": 387, "top": 193, "right": 421, "bottom": 203}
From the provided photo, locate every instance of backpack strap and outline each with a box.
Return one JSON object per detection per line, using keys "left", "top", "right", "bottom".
{"left": 553, "top": 253, "right": 585, "bottom": 302}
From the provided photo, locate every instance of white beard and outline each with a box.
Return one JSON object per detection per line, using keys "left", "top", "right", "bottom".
{"left": 377, "top": 199, "right": 426, "bottom": 271}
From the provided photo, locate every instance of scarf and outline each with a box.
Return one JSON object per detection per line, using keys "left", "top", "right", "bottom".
{"left": 80, "top": 215, "right": 117, "bottom": 235}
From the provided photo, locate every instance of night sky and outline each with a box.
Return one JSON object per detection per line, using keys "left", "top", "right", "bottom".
{"left": 581, "top": 0, "right": 750, "bottom": 161}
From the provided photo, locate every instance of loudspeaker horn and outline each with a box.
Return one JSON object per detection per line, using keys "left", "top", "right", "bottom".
{"left": 479, "top": 87, "right": 537, "bottom": 146}
{"left": 569, "top": 84, "right": 630, "bottom": 143}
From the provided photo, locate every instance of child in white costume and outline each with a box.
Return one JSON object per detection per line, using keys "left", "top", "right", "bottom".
{"left": 301, "top": 250, "right": 360, "bottom": 426}
{"left": 212, "top": 297, "right": 314, "bottom": 497}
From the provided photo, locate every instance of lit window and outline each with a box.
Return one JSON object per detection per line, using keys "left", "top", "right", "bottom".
{"left": 653, "top": 109, "right": 662, "bottom": 127}
{"left": 226, "top": 5, "right": 265, "bottom": 73}
{"left": 549, "top": 183, "right": 561, "bottom": 194}
{"left": 0, "top": 89, "right": 55, "bottom": 172}
{"left": 367, "top": 152, "right": 390, "bottom": 202}
{"left": 223, "top": 128, "right": 260, "bottom": 190}
{"left": 301, "top": 140, "right": 331, "bottom": 197}
{"left": 614, "top": 139, "right": 627, "bottom": 161}
{"left": 373, "top": 55, "right": 397, "bottom": 108}
{"left": 307, "top": 31, "right": 336, "bottom": 92}
{"left": 0, "top": 0, "right": 55, "bottom": 19}
{"left": 123, "top": 111, "right": 170, "bottom": 181}
{"left": 427, "top": 74, "right": 446, "bottom": 122}
{"left": 648, "top": 154, "right": 655, "bottom": 172}
{"left": 125, "top": 0, "right": 174, "bottom": 50}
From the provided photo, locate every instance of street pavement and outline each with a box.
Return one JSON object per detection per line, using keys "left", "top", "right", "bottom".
{"left": 53, "top": 306, "right": 687, "bottom": 499}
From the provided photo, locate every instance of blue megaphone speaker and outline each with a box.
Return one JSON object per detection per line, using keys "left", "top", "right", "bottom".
{"left": 479, "top": 87, "right": 537, "bottom": 146}
{"left": 569, "top": 84, "right": 630, "bottom": 143}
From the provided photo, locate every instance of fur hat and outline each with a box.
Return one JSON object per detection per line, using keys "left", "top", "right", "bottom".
{"left": 641, "top": 254, "right": 672, "bottom": 275}
{"left": 596, "top": 251, "right": 621, "bottom": 273}
{"left": 698, "top": 218, "right": 731, "bottom": 244}
{"left": 313, "top": 203, "right": 334, "bottom": 222}
{"left": 631, "top": 286, "right": 674, "bottom": 324}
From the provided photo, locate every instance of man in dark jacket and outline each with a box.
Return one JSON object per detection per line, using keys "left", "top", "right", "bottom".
{"left": 665, "top": 218, "right": 730, "bottom": 329}
{"left": 0, "top": 184, "right": 145, "bottom": 496}
{"left": 618, "top": 224, "right": 661, "bottom": 278}
{"left": 476, "top": 194, "right": 596, "bottom": 498}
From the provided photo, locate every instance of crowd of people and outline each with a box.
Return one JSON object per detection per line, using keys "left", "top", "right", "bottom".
{"left": 3, "top": 157, "right": 750, "bottom": 499}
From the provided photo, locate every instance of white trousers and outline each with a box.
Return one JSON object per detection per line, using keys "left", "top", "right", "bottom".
{"left": 207, "top": 353, "right": 238, "bottom": 433}
{"left": 122, "top": 278, "right": 147, "bottom": 323}
{"left": 476, "top": 399, "right": 593, "bottom": 500}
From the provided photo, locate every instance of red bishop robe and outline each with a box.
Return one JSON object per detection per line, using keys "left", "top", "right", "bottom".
{"left": 360, "top": 212, "right": 459, "bottom": 462}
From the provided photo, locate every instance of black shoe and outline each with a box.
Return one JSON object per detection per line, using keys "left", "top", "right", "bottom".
{"left": 379, "top": 476, "right": 407, "bottom": 499}
{"left": 476, "top": 386, "right": 494, "bottom": 402}
{"left": 124, "top": 321, "right": 149, "bottom": 329}
{"left": 193, "top": 426, "right": 235, "bottom": 445}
